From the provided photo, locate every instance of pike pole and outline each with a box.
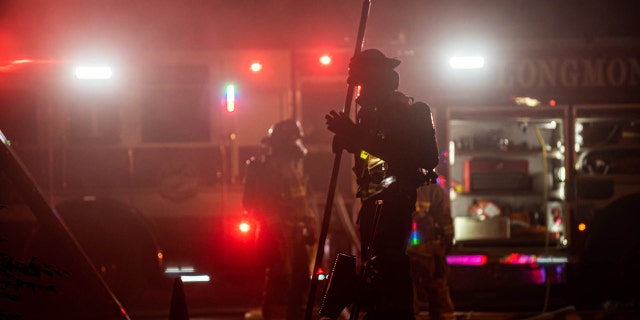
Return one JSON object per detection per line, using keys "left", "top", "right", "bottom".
{"left": 304, "top": 1, "right": 371, "bottom": 319}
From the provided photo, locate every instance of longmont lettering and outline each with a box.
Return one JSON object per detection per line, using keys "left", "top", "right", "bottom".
{"left": 497, "top": 57, "right": 640, "bottom": 88}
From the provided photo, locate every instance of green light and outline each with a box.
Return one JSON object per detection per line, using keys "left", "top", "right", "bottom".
{"left": 226, "top": 84, "right": 236, "bottom": 112}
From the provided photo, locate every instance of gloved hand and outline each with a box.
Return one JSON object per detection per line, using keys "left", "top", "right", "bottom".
{"left": 325, "top": 110, "right": 357, "bottom": 136}
{"left": 326, "top": 110, "right": 362, "bottom": 154}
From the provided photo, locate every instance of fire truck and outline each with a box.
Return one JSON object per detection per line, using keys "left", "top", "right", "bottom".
{"left": 412, "top": 39, "right": 640, "bottom": 312}
{"left": 1, "top": 37, "right": 639, "bottom": 315}
{"left": 0, "top": 49, "right": 354, "bottom": 312}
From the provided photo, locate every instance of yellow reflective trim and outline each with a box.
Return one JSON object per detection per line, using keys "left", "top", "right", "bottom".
{"left": 359, "top": 150, "right": 369, "bottom": 160}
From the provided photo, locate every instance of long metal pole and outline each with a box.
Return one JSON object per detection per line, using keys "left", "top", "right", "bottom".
{"left": 304, "top": 1, "right": 371, "bottom": 319}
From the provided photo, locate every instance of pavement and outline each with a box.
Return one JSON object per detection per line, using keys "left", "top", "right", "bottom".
{"left": 122, "top": 277, "right": 640, "bottom": 320}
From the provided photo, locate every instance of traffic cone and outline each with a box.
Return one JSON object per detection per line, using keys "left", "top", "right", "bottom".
{"left": 168, "top": 277, "right": 189, "bottom": 320}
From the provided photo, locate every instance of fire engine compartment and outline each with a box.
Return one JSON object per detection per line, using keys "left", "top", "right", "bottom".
{"left": 447, "top": 107, "right": 569, "bottom": 247}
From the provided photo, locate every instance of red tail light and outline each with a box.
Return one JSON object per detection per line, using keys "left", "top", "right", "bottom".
{"left": 239, "top": 221, "right": 251, "bottom": 233}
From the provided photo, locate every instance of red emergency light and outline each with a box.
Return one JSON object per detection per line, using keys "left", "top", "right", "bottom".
{"left": 0, "top": 59, "right": 61, "bottom": 72}
{"left": 250, "top": 62, "right": 263, "bottom": 73}
{"left": 319, "top": 54, "right": 332, "bottom": 66}
{"left": 499, "top": 253, "right": 568, "bottom": 265}
{"left": 316, "top": 267, "right": 327, "bottom": 281}
{"left": 239, "top": 221, "right": 251, "bottom": 233}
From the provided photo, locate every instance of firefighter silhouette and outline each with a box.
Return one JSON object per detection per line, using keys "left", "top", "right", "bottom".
{"left": 325, "top": 49, "right": 439, "bottom": 319}
{"left": 407, "top": 182, "right": 455, "bottom": 320}
{"left": 242, "top": 119, "right": 318, "bottom": 320}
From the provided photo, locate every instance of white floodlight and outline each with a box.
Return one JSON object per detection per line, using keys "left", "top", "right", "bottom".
{"left": 181, "top": 275, "right": 210, "bottom": 283}
{"left": 514, "top": 96, "right": 541, "bottom": 108}
{"left": 75, "top": 66, "right": 113, "bottom": 79}
{"left": 449, "top": 56, "right": 485, "bottom": 69}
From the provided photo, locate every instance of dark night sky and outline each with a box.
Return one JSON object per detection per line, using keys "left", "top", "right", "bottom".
{"left": 1, "top": 0, "right": 639, "bottom": 59}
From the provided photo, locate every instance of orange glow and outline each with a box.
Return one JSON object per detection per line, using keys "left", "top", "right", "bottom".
{"left": 0, "top": 59, "right": 32, "bottom": 71}
{"left": 0, "top": 59, "right": 62, "bottom": 72}
{"left": 11, "top": 59, "right": 32, "bottom": 64}
{"left": 549, "top": 99, "right": 557, "bottom": 107}
{"left": 578, "top": 223, "right": 587, "bottom": 232}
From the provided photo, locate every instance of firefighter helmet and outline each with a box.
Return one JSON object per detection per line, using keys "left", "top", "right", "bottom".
{"left": 348, "top": 49, "right": 400, "bottom": 90}
{"left": 264, "top": 119, "right": 307, "bottom": 158}
{"left": 350, "top": 49, "right": 401, "bottom": 70}
{"left": 267, "top": 119, "right": 304, "bottom": 143}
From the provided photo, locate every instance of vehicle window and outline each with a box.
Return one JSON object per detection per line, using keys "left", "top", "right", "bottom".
{"left": 0, "top": 130, "right": 129, "bottom": 319}
{"left": 0, "top": 92, "right": 39, "bottom": 145}
{"left": 141, "top": 87, "right": 210, "bottom": 143}
{"left": 67, "top": 98, "right": 122, "bottom": 144}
